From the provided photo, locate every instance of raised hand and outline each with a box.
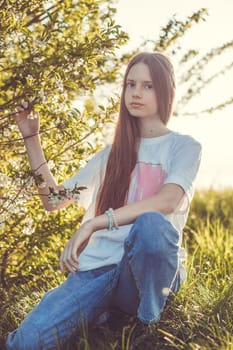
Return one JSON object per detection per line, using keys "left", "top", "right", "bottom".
{"left": 13, "top": 101, "right": 40, "bottom": 139}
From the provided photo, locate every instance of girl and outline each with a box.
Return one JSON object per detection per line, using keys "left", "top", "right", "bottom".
{"left": 7, "top": 52, "right": 201, "bottom": 350}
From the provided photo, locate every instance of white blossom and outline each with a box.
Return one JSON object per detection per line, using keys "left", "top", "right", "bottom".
{"left": 9, "top": 206, "right": 20, "bottom": 215}
{"left": 15, "top": 178, "right": 22, "bottom": 186}
{"left": 27, "top": 111, "right": 38, "bottom": 120}
{"left": 48, "top": 194, "right": 65, "bottom": 208}
{"left": 72, "top": 193, "right": 80, "bottom": 200}
{"left": 47, "top": 184, "right": 84, "bottom": 207}
{"left": 56, "top": 79, "right": 64, "bottom": 92}
{"left": 29, "top": 96, "right": 36, "bottom": 103}
{"left": 22, "top": 226, "right": 32, "bottom": 235}
{"left": 0, "top": 173, "right": 12, "bottom": 187}
{"left": 26, "top": 75, "right": 34, "bottom": 85}
{"left": 37, "top": 181, "right": 47, "bottom": 189}
{"left": 51, "top": 95, "right": 59, "bottom": 104}
{"left": 26, "top": 176, "right": 35, "bottom": 188}
{"left": 0, "top": 222, "right": 6, "bottom": 231}
{"left": 3, "top": 129, "right": 11, "bottom": 137}
{"left": 21, "top": 101, "right": 28, "bottom": 109}
{"left": 48, "top": 160, "right": 55, "bottom": 169}
{"left": 38, "top": 88, "right": 46, "bottom": 102}
{"left": 22, "top": 217, "right": 35, "bottom": 235}
{"left": 32, "top": 56, "right": 44, "bottom": 63}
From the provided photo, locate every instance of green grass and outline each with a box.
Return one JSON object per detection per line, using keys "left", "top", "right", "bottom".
{"left": 1, "top": 189, "right": 233, "bottom": 349}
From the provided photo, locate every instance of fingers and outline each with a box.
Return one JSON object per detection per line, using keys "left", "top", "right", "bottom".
{"left": 60, "top": 239, "right": 89, "bottom": 274}
{"left": 60, "top": 224, "right": 93, "bottom": 274}
{"left": 15, "top": 102, "right": 29, "bottom": 112}
{"left": 60, "top": 241, "right": 80, "bottom": 274}
{"left": 15, "top": 101, "right": 29, "bottom": 113}
{"left": 22, "top": 101, "right": 29, "bottom": 109}
{"left": 13, "top": 101, "right": 36, "bottom": 118}
{"left": 60, "top": 251, "right": 79, "bottom": 274}
{"left": 13, "top": 106, "right": 29, "bottom": 119}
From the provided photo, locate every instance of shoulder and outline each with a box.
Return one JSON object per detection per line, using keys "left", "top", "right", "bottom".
{"left": 89, "top": 145, "right": 111, "bottom": 164}
{"left": 99, "top": 145, "right": 111, "bottom": 162}
{"left": 170, "top": 131, "right": 201, "bottom": 146}
{"left": 169, "top": 131, "right": 202, "bottom": 152}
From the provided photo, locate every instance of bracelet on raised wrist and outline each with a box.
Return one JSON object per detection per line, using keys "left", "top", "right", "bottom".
{"left": 32, "top": 160, "right": 47, "bottom": 173}
{"left": 23, "top": 133, "right": 39, "bottom": 140}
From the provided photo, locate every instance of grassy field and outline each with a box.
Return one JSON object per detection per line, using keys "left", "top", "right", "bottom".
{"left": 1, "top": 189, "right": 233, "bottom": 350}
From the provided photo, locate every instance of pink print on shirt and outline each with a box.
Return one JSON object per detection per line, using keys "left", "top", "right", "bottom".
{"left": 126, "top": 162, "right": 167, "bottom": 204}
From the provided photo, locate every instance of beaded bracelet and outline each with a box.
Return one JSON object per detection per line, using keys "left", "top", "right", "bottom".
{"left": 109, "top": 208, "right": 119, "bottom": 230}
{"left": 105, "top": 209, "right": 114, "bottom": 230}
{"left": 105, "top": 208, "right": 119, "bottom": 231}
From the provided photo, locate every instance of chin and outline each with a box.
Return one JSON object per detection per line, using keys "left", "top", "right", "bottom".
{"left": 128, "top": 110, "right": 145, "bottom": 118}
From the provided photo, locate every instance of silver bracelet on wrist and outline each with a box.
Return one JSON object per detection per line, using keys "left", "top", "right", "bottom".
{"left": 105, "top": 208, "right": 119, "bottom": 230}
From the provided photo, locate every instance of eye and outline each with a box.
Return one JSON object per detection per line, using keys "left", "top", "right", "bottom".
{"left": 144, "top": 83, "right": 153, "bottom": 90}
{"left": 126, "top": 81, "right": 135, "bottom": 88}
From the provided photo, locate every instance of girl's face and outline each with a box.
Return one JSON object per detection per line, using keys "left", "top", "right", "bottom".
{"left": 124, "top": 62, "right": 159, "bottom": 121}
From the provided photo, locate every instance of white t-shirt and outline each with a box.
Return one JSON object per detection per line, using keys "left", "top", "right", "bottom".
{"left": 63, "top": 131, "right": 202, "bottom": 277}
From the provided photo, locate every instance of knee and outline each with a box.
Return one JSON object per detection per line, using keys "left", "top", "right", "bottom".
{"left": 126, "top": 212, "right": 178, "bottom": 257}
{"left": 135, "top": 211, "right": 166, "bottom": 229}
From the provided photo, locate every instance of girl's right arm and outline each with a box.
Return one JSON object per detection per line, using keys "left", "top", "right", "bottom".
{"left": 13, "top": 106, "right": 75, "bottom": 211}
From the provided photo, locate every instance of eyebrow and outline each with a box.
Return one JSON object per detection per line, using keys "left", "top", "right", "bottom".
{"left": 126, "top": 79, "right": 153, "bottom": 83}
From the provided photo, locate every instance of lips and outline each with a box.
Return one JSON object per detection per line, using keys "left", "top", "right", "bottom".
{"left": 130, "top": 102, "right": 144, "bottom": 107}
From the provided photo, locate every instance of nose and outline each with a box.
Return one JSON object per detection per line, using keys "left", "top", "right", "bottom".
{"left": 132, "top": 84, "right": 142, "bottom": 98}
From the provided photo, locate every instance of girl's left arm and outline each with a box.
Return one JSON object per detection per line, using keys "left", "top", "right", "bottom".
{"left": 60, "top": 183, "right": 183, "bottom": 273}
{"left": 94, "top": 183, "right": 184, "bottom": 229}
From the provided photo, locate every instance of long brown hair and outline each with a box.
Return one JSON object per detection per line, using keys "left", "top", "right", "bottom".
{"left": 95, "top": 52, "right": 176, "bottom": 215}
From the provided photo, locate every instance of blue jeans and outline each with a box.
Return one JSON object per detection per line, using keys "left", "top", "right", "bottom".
{"left": 6, "top": 212, "right": 181, "bottom": 350}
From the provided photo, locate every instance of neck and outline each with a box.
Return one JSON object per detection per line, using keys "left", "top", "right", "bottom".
{"left": 140, "top": 118, "right": 170, "bottom": 138}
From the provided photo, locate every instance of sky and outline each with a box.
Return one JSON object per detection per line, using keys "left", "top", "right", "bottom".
{"left": 114, "top": 0, "right": 233, "bottom": 189}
